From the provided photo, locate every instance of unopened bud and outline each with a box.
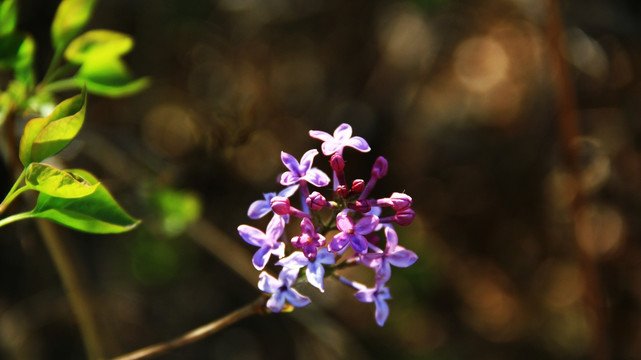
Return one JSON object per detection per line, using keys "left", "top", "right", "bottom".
{"left": 352, "top": 200, "right": 372, "bottom": 213}
{"left": 371, "top": 156, "right": 388, "bottom": 179}
{"left": 394, "top": 208, "right": 415, "bottom": 226}
{"left": 306, "top": 191, "right": 327, "bottom": 211}
{"left": 352, "top": 179, "right": 365, "bottom": 193}
{"left": 330, "top": 153, "right": 345, "bottom": 172}
{"left": 336, "top": 185, "right": 349, "bottom": 198}
{"left": 270, "top": 196, "right": 291, "bottom": 215}
{"left": 389, "top": 192, "right": 412, "bottom": 211}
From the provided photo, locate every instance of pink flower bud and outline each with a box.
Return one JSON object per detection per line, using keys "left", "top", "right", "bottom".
{"left": 352, "top": 200, "right": 372, "bottom": 213}
{"left": 394, "top": 208, "right": 415, "bottom": 226}
{"left": 306, "top": 191, "right": 327, "bottom": 211}
{"left": 330, "top": 153, "right": 345, "bottom": 172}
{"left": 336, "top": 185, "right": 349, "bottom": 198}
{"left": 271, "top": 196, "right": 291, "bottom": 215}
{"left": 371, "top": 156, "right": 388, "bottom": 179}
{"left": 352, "top": 179, "right": 365, "bottom": 193}
{"left": 389, "top": 192, "right": 412, "bottom": 211}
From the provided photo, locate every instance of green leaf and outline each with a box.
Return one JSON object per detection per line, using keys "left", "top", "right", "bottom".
{"left": 51, "top": 0, "right": 96, "bottom": 51}
{"left": 19, "top": 88, "right": 87, "bottom": 166}
{"left": 31, "top": 169, "right": 140, "bottom": 234}
{"left": 75, "top": 53, "right": 149, "bottom": 97}
{"left": 24, "top": 162, "right": 98, "bottom": 198}
{"left": 0, "top": 0, "right": 17, "bottom": 36}
{"left": 64, "top": 30, "right": 133, "bottom": 64}
{"left": 152, "top": 188, "right": 201, "bottom": 237}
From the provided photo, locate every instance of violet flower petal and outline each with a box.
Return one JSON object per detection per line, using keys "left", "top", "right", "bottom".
{"left": 299, "top": 149, "right": 318, "bottom": 173}
{"left": 304, "top": 168, "right": 330, "bottom": 187}
{"left": 306, "top": 261, "right": 326, "bottom": 292}
{"left": 265, "top": 215, "right": 284, "bottom": 244}
{"left": 278, "top": 184, "right": 299, "bottom": 198}
{"left": 335, "top": 212, "right": 354, "bottom": 232}
{"left": 354, "top": 215, "right": 379, "bottom": 235}
{"left": 308, "top": 130, "right": 334, "bottom": 142}
{"left": 252, "top": 246, "right": 273, "bottom": 270}
{"left": 267, "top": 292, "right": 286, "bottom": 313}
{"left": 384, "top": 227, "right": 399, "bottom": 252}
{"left": 345, "top": 136, "right": 371, "bottom": 152}
{"left": 329, "top": 232, "right": 350, "bottom": 253}
{"left": 315, "top": 248, "right": 335, "bottom": 265}
{"left": 284, "top": 289, "right": 311, "bottom": 307}
{"left": 276, "top": 252, "right": 309, "bottom": 269}
{"left": 237, "top": 225, "right": 266, "bottom": 247}
{"left": 258, "top": 272, "right": 280, "bottom": 293}
{"left": 333, "top": 123, "right": 353, "bottom": 140}
{"left": 351, "top": 234, "right": 369, "bottom": 254}
{"left": 280, "top": 151, "right": 300, "bottom": 174}
{"left": 387, "top": 248, "right": 419, "bottom": 268}
{"left": 374, "top": 296, "right": 390, "bottom": 326}
{"left": 355, "top": 288, "right": 376, "bottom": 303}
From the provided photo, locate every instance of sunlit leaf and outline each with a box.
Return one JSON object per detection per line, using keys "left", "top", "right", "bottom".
{"left": 0, "top": 0, "right": 17, "bottom": 36}
{"left": 19, "top": 88, "right": 86, "bottom": 165}
{"left": 75, "top": 53, "right": 149, "bottom": 97}
{"left": 65, "top": 30, "right": 133, "bottom": 64}
{"left": 30, "top": 169, "right": 140, "bottom": 234}
{"left": 24, "top": 162, "right": 98, "bottom": 198}
{"left": 51, "top": 0, "right": 96, "bottom": 51}
{"left": 14, "top": 34, "right": 34, "bottom": 86}
{"left": 152, "top": 188, "right": 202, "bottom": 237}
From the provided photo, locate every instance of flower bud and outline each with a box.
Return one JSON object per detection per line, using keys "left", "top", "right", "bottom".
{"left": 306, "top": 191, "right": 327, "bottom": 211}
{"left": 394, "top": 208, "right": 415, "bottom": 226}
{"left": 336, "top": 185, "right": 349, "bottom": 198}
{"left": 270, "top": 196, "right": 291, "bottom": 215}
{"left": 351, "top": 179, "right": 365, "bottom": 193}
{"left": 330, "top": 153, "right": 345, "bottom": 172}
{"left": 371, "top": 156, "right": 388, "bottom": 179}
{"left": 389, "top": 192, "right": 412, "bottom": 211}
{"left": 352, "top": 200, "right": 372, "bottom": 213}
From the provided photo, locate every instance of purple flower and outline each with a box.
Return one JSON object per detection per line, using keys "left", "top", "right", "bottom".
{"left": 279, "top": 149, "right": 330, "bottom": 188}
{"left": 258, "top": 268, "right": 311, "bottom": 313}
{"left": 237, "top": 215, "right": 286, "bottom": 270}
{"left": 361, "top": 227, "right": 418, "bottom": 284}
{"left": 291, "top": 217, "right": 326, "bottom": 259}
{"left": 355, "top": 285, "right": 392, "bottom": 327}
{"left": 328, "top": 211, "right": 379, "bottom": 254}
{"left": 247, "top": 185, "right": 298, "bottom": 220}
{"left": 309, "top": 123, "right": 371, "bottom": 156}
{"left": 276, "top": 248, "right": 335, "bottom": 292}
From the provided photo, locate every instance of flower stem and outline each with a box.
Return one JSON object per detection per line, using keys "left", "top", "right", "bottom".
{"left": 109, "top": 295, "right": 268, "bottom": 360}
{"left": 0, "top": 168, "right": 27, "bottom": 215}
{"left": 0, "top": 211, "right": 33, "bottom": 228}
{"left": 37, "top": 219, "right": 110, "bottom": 360}
{"left": 546, "top": 1, "right": 609, "bottom": 359}
{"left": 40, "top": 77, "right": 80, "bottom": 94}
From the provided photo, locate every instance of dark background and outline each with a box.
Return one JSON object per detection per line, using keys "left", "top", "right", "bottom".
{"left": 2, "top": 0, "right": 641, "bottom": 359}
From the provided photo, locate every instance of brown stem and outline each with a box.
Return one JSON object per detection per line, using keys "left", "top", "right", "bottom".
{"left": 546, "top": 1, "right": 609, "bottom": 359}
{"left": 37, "top": 219, "right": 110, "bottom": 360}
{"left": 109, "top": 295, "right": 268, "bottom": 360}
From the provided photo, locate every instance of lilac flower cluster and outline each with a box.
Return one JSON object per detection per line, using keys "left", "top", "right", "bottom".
{"left": 238, "top": 123, "right": 418, "bottom": 326}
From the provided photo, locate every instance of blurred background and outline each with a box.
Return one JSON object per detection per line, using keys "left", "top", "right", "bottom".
{"left": 2, "top": 0, "right": 641, "bottom": 358}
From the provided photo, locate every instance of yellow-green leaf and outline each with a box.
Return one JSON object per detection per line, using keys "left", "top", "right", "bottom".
{"left": 24, "top": 162, "right": 98, "bottom": 198}
{"left": 0, "top": 0, "right": 17, "bottom": 36}
{"left": 51, "top": 0, "right": 96, "bottom": 51}
{"left": 19, "top": 88, "right": 87, "bottom": 166}
{"left": 31, "top": 169, "right": 140, "bottom": 234}
{"left": 75, "top": 53, "right": 149, "bottom": 97}
{"left": 65, "top": 29, "right": 133, "bottom": 64}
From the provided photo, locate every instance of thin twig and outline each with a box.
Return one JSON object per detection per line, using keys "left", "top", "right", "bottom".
{"left": 109, "top": 295, "right": 268, "bottom": 360}
{"left": 37, "top": 219, "right": 110, "bottom": 360}
{"left": 546, "top": 1, "right": 609, "bottom": 359}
